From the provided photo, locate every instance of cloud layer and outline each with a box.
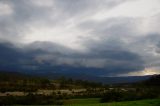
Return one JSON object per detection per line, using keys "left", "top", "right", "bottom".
{"left": 0, "top": 0, "right": 160, "bottom": 76}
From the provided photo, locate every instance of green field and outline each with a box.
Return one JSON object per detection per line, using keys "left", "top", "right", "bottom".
{"left": 64, "top": 98, "right": 100, "bottom": 105}
{"left": 64, "top": 99, "right": 160, "bottom": 106}
{"left": 16, "top": 98, "right": 160, "bottom": 106}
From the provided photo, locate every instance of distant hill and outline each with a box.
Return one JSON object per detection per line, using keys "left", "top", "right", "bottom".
{"left": 0, "top": 70, "right": 48, "bottom": 82}
{"left": 97, "top": 76, "right": 151, "bottom": 84}
{"left": 143, "top": 74, "right": 160, "bottom": 86}
{"left": 0, "top": 70, "right": 151, "bottom": 84}
{"left": 0, "top": 71, "right": 30, "bottom": 82}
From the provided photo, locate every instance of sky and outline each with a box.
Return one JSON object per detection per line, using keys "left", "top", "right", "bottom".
{"left": 0, "top": 0, "right": 160, "bottom": 76}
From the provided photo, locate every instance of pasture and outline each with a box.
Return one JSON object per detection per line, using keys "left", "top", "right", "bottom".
{"left": 15, "top": 98, "right": 160, "bottom": 106}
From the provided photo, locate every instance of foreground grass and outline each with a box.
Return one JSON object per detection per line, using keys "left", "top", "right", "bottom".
{"left": 66, "top": 99, "right": 160, "bottom": 106}
{"left": 15, "top": 98, "right": 160, "bottom": 106}
{"left": 64, "top": 98, "right": 100, "bottom": 105}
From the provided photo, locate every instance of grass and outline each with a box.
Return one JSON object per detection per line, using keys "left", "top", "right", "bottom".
{"left": 66, "top": 99, "right": 160, "bottom": 106}
{"left": 14, "top": 98, "right": 160, "bottom": 106}
{"left": 63, "top": 98, "right": 100, "bottom": 105}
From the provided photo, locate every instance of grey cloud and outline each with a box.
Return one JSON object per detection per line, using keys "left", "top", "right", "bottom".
{"left": 78, "top": 17, "right": 140, "bottom": 40}
{"left": 31, "top": 40, "right": 144, "bottom": 76}
{"left": 54, "top": 0, "right": 128, "bottom": 16}
{"left": 0, "top": 0, "right": 160, "bottom": 76}
{"left": 0, "top": 40, "right": 145, "bottom": 76}
{"left": 0, "top": 0, "right": 130, "bottom": 43}
{"left": 0, "top": 0, "right": 55, "bottom": 43}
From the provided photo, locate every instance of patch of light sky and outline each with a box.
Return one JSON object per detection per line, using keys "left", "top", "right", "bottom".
{"left": 0, "top": 2, "right": 13, "bottom": 16}
{"left": 119, "top": 67, "right": 160, "bottom": 76}
{"left": 93, "top": 0, "right": 160, "bottom": 20}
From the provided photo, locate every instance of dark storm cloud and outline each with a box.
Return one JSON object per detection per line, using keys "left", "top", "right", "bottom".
{"left": 133, "top": 34, "right": 160, "bottom": 68}
{"left": 79, "top": 34, "right": 145, "bottom": 75}
{"left": 0, "top": 40, "right": 145, "bottom": 76}
{"left": 0, "top": 0, "right": 160, "bottom": 76}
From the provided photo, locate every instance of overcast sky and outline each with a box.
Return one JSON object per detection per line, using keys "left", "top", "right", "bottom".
{"left": 0, "top": 0, "right": 160, "bottom": 76}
